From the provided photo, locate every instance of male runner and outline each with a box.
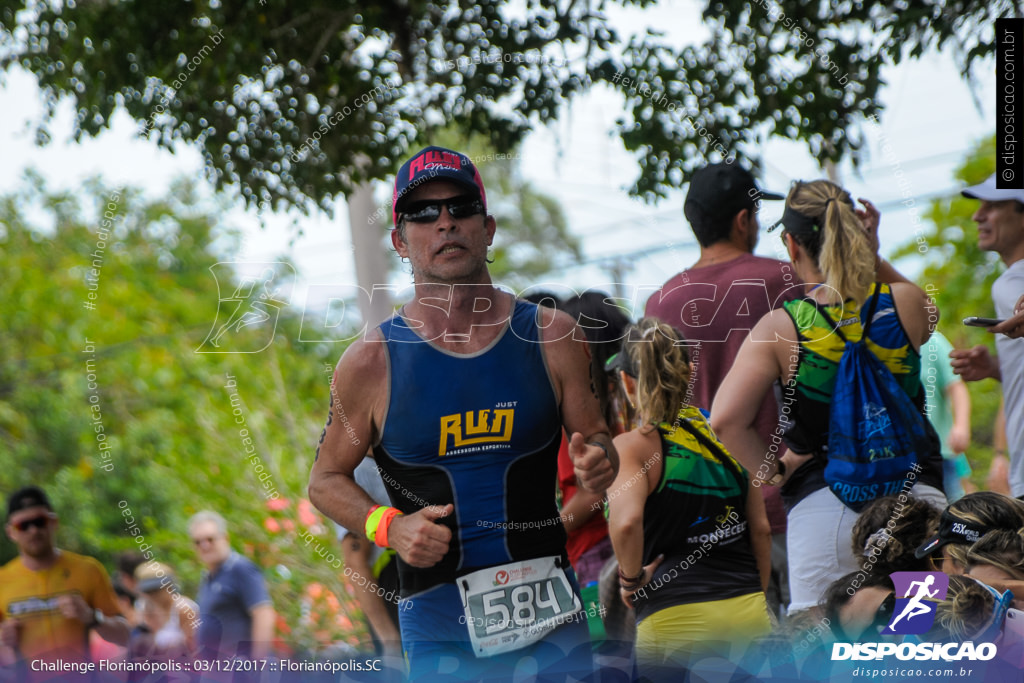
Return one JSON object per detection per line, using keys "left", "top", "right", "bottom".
{"left": 308, "top": 146, "right": 617, "bottom": 680}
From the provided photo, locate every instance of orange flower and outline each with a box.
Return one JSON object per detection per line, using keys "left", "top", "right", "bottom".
{"left": 298, "top": 499, "right": 319, "bottom": 527}
{"left": 267, "top": 497, "right": 290, "bottom": 512}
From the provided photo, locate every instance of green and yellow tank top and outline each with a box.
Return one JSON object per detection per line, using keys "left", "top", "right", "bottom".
{"left": 776, "top": 283, "right": 944, "bottom": 508}
{"left": 634, "top": 406, "right": 761, "bottom": 621}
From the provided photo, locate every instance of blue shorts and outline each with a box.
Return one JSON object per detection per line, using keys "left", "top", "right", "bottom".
{"left": 399, "top": 570, "right": 594, "bottom": 682}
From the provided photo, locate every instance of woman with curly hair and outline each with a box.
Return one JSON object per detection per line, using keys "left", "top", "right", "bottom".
{"left": 850, "top": 495, "right": 941, "bottom": 578}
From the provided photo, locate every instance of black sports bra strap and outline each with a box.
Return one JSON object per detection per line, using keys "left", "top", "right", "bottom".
{"left": 861, "top": 282, "right": 882, "bottom": 337}
{"left": 674, "top": 415, "right": 747, "bottom": 486}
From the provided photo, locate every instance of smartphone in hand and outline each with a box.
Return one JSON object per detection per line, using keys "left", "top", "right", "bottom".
{"left": 963, "top": 317, "right": 1005, "bottom": 327}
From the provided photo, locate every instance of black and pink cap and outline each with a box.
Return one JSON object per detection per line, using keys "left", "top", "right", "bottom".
{"left": 392, "top": 146, "right": 487, "bottom": 227}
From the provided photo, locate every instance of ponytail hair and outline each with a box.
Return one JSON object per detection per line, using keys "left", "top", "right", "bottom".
{"left": 621, "top": 317, "right": 692, "bottom": 426}
{"left": 935, "top": 575, "right": 994, "bottom": 640}
{"left": 785, "top": 180, "right": 875, "bottom": 305}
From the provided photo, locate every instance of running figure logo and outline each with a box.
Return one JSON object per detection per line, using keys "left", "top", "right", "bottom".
{"left": 197, "top": 263, "right": 294, "bottom": 353}
{"left": 882, "top": 571, "right": 949, "bottom": 635}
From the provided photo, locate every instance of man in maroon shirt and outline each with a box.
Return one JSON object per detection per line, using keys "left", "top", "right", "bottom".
{"left": 645, "top": 162, "right": 796, "bottom": 618}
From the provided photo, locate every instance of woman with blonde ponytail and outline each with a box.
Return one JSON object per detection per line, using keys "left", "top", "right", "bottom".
{"left": 606, "top": 317, "right": 771, "bottom": 675}
{"left": 711, "top": 179, "right": 947, "bottom": 617}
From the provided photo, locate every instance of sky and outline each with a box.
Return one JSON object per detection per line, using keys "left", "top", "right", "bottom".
{"left": 0, "top": 2, "right": 999, "bottom": 321}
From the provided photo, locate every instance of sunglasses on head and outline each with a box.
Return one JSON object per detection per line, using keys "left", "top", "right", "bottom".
{"left": 402, "top": 195, "right": 484, "bottom": 224}
{"left": 12, "top": 514, "right": 54, "bottom": 532}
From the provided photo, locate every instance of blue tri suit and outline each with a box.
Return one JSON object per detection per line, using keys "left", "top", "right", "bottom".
{"left": 373, "top": 299, "right": 593, "bottom": 681}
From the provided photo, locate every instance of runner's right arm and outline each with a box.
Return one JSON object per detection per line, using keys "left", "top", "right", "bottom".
{"left": 308, "top": 336, "right": 452, "bottom": 568}
{"left": 607, "top": 428, "right": 662, "bottom": 608}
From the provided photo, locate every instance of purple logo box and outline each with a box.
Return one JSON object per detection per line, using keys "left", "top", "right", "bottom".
{"left": 882, "top": 571, "right": 950, "bottom": 635}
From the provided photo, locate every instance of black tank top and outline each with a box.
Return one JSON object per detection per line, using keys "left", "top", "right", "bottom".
{"left": 633, "top": 407, "right": 762, "bottom": 622}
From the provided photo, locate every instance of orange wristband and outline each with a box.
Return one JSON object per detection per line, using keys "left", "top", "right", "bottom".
{"left": 375, "top": 507, "right": 402, "bottom": 548}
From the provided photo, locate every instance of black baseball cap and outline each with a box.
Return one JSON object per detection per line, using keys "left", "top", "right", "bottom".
{"left": 392, "top": 146, "right": 487, "bottom": 226}
{"left": 6, "top": 486, "right": 53, "bottom": 521}
{"left": 914, "top": 508, "right": 988, "bottom": 559}
{"left": 684, "top": 163, "right": 784, "bottom": 225}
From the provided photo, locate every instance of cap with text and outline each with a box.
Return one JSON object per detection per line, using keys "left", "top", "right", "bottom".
{"left": 393, "top": 146, "right": 488, "bottom": 226}
{"left": 914, "top": 507, "right": 988, "bottom": 559}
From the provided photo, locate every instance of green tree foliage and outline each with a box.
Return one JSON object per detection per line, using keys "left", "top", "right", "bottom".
{"left": 0, "top": 1, "right": 1007, "bottom": 210}
{"left": 605, "top": 1, "right": 1007, "bottom": 199}
{"left": 0, "top": 174, "right": 370, "bottom": 652}
{"left": 892, "top": 135, "right": 1004, "bottom": 474}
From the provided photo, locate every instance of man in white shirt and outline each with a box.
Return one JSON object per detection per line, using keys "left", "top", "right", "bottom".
{"left": 950, "top": 174, "right": 1024, "bottom": 498}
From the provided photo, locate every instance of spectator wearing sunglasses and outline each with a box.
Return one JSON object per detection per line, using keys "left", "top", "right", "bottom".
{"left": 189, "top": 510, "right": 274, "bottom": 660}
{"left": 309, "top": 145, "right": 617, "bottom": 680}
{"left": 0, "top": 486, "right": 129, "bottom": 671}
{"left": 930, "top": 575, "right": 1013, "bottom": 643}
{"left": 820, "top": 572, "right": 895, "bottom": 643}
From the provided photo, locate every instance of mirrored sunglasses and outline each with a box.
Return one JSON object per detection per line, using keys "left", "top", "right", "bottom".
{"left": 402, "top": 195, "right": 484, "bottom": 224}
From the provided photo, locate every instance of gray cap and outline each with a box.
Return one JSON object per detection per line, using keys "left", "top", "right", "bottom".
{"left": 961, "top": 173, "right": 1024, "bottom": 203}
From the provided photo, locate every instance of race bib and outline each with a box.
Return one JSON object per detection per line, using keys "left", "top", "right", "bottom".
{"left": 458, "top": 556, "right": 582, "bottom": 658}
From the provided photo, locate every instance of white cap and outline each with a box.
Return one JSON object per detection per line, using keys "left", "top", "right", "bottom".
{"left": 961, "top": 173, "right": 1024, "bottom": 203}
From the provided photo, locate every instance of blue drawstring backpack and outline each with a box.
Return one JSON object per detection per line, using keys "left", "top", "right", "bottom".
{"left": 817, "top": 288, "right": 932, "bottom": 512}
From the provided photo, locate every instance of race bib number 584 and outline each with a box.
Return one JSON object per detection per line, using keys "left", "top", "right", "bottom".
{"left": 458, "top": 556, "right": 582, "bottom": 658}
